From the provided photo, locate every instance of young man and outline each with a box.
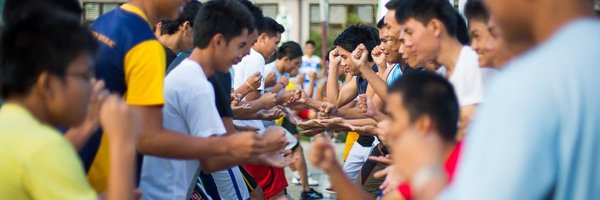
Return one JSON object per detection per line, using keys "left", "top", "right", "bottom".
{"left": 464, "top": 0, "right": 500, "bottom": 86}
{"left": 393, "top": 0, "right": 483, "bottom": 140}
{"left": 86, "top": 0, "right": 270, "bottom": 193}
{"left": 298, "top": 40, "right": 321, "bottom": 91}
{"left": 431, "top": 0, "right": 600, "bottom": 198}
{"left": 308, "top": 71, "right": 461, "bottom": 200}
{"left": 0, "top": 9, "right": 139, "bottom": 199}
{"left": 1, "top": 0, "right": 107, "bottom": 151}
{"left": 263, "top": 41, "right": 324, "bottom": 199}
{"left": 158, "top": 1, "right": 202, "bottom": 67}
{"left": 141, "top": 1, "right": 292, "bottom": 200}
{"left": 231, "top": 17, "right": 299, "bottom": 200}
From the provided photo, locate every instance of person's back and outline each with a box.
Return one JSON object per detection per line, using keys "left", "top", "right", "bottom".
{"left": 0, "top": 104, "right": 96, "bottom": 199}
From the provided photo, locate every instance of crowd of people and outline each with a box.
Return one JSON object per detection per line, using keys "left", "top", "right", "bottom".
{"left": 0, "top": 0, "right": 599, "bottom": 199}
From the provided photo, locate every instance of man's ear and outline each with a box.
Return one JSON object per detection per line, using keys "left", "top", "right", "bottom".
{"left": 212, "top": 33, "right": 226, "bottom": 50}
{"left": 414, "top": 115, "right": 434, "bottom": 136}
{"left": 35, "top": 71, "right": 54, "bottom": 100}
{"left": 429, "top": 19, "right": 443, "bottom": 37}
{"left": 181, "top": 21, "right": 192, "bottom": 34}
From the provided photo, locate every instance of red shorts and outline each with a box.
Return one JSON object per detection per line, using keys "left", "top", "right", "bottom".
{"left": 242, "top": 164, "right": 288, "bottom": 198}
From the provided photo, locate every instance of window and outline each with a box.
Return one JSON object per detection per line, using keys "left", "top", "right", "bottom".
{"left": 83, "top": 2, "right": 123, "bottom": 23}
{"left": 258, "top": 4, "right": 278, "bottom": 19}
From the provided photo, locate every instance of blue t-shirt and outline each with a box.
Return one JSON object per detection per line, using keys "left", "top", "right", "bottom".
{"left": 442, "top": 19, "right": 600, "bottom": 199}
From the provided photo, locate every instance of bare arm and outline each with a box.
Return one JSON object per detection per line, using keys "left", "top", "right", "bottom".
{"left": 354, "top": 44, "right": 389, "bottom": 101}
{"left": 309, "top": 137, "right": 373, "bottom": 200}
{"left": 326, "top": 49, "right": 343, "bottom": 104}
{"left": 132, "top": 106, "right": 231, "bottom": 159}
{"left": 336, "top": 77, "right": 358, "bottom": 107}
{"left": 64, "top": 120, "right": 98, "bottom": 150}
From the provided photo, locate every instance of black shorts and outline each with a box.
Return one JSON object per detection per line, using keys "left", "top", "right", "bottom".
{"left": 239, "top": 165, "right": 259, "bottom": 193}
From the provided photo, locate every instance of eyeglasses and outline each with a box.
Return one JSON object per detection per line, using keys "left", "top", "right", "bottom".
{"left": 66, "top": 71, "right": 95, "bottom": 81}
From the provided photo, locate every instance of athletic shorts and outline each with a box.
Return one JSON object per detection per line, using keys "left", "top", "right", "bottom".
{"left": 242, "top": 164, "right": 288, "bottom": 199}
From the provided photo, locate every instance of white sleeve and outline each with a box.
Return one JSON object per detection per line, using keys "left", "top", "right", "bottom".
{"left": 459, "top": 64, "right": 484, "bottom": 106}
{"left": 181, "top": 89, "right": 226, "bottom": 137}
{"left": 233, "top": 54, "right": 266, "bottom": 91}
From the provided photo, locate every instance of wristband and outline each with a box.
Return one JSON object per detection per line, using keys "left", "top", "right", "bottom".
{"left": 245, "top": 81, "right": 256, "bottom": 91}
{"left": 411, "top": 165, "right": 443, "bottom": 191}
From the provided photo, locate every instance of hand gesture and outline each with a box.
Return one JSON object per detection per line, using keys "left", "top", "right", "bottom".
{"left": 374, "top": 165, "right": 404, "bottom": 195}
{"left": 99, "top": 95, "right": 142, "bottom": 146}
{"left": 265, "top": 71, "right": 277, "bottom": 88}
{"left": 258, "top": 150, "right": 298, "bottom": 168}
{"left": 351, "top": 44, "right": 370, "bottom": 72}
{"left": 318, "top": 102, "right": 337, "bottom": 118}
{"left": 277, "top": 76, "right": 289, "bottom": 88}
{"left": 328, "top": 48, "right": 343, "bottom": 68}
{"left": 371, "top": 45, "right": 387, "bottom": 70}
{"left": 87, "top": 79, "right": 109, "bottom": 123}
{"left": 245, "top": 72, "right": 262, "bottom": 90}
{"left": 257, "top": 107, "right": 285, "bottom": 120}
{"left": 258, "top": 92, "right": 278, "bottom": 109}
{"left": 225, "top": 131, "right": 267, "bottom": 160}
{"left": 309, "top": 136, "right": 339, "bottom": 172}
{"left": 263, "top": 126, "right": 288, "bottom": 151}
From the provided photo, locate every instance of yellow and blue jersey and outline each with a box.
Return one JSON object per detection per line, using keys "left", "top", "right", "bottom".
{"left": 79, "top": 4, "right": 166, "bottom": 193}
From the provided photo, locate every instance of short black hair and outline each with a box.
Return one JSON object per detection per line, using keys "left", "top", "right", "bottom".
{"left": 385, "top": 0, "right": 401, "bottom": 9}
{"left": 193, "top": 0, "right": 254, "bottom": 49}
{"left": 161, "top": 1, "right": 203, "bottom": 35}
{"left": 394, "top": 0, "right": 460, "bottom": 37}
{"left": 0, "top": 10, "right": 97, "bottom": 98}
{"left": 456, "top": 12, "right": 470, "bottom": 45}
{"left": 333, "top": 24, "right": 380, "bottom": 62}
{"left": 377, "top": 17, "right": 385, "bottom": 29}
{"left": 305, "top": 40, "right": 316, "bottom": 47}
{"left": 3, "top": 0, "right": 82, "bottom": 25}
{"left": 464, "top": 0, "right": 490, "bottom": 23}
{"left": 276, "top": 41, "right": 304, "bottom": 60}
{"left": 260, "top": 17, "right": 285, "bottom": 37}
{"left": 239, "top": 0, "right": 264, "bottom": 32}
{"left": 389, "top": 71, "right": 459, "bottom": 142}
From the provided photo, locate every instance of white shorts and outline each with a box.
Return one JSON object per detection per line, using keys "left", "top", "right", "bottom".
{"left": 342, "top": 141, "right": 377, "bottom": 182}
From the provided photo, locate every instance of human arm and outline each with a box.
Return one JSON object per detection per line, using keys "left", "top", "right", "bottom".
{"left": 309, "top": 137, "right": 373, "bottom": 200}
{"left": 305, "top": 72, "right": 317, "bottom": 98}
{"left": 353, "top": 44, "right": 389, "bottom": 101}
{"left": 65, "top": 79, "right": 107, "bottom": 150}
{"left": 100, "top": 95, "right": 141, "bottom": 200}
{"left": 269, "top": 76, "right": 289, "bottom": 94}
{"left": 326, "top": 48, "right": 343, "bottom": 104}
{"left": 336, "top": 77, "right": 359, "bottom": 107}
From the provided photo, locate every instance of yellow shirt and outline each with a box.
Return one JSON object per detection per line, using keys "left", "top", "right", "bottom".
{"left": 0, "top": 103, "right": 96, "bottom": 199}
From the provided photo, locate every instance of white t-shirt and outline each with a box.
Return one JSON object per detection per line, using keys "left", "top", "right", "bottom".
{"left": 233, "top": 48, "right": 265, "bottom": 91}
{"left": 140, "top": 59, "right": 248, "bottom": 200}
{"left": 297, "top": 55, "right": 321, "bottom": 89}
{"left": 448, "top": 46, "right": 484, "bottom": 106}
{"left": 232, "top": 48, "right": 267, "bottom": 132}
{"left": 264, "top": 62, "right": 290, "bottom": 92}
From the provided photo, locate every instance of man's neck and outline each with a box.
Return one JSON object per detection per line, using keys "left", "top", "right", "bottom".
{"left": 189, "top": 47, "right": 215, "bottom": 77}
{"left": 252, "top": 46, "right": 268, "bottom": 61}
{"left": 532, "top": 0, "right": 595, "bottom": 45}
{"left": 436, "top": 37, "right": 463, "bottom": 78}
{"left": 6, "top": 95, "right": 52, "bottom": 125}
{"left": 128, "top": 0, "right": 160, "bottom": 26}
{"left": 163, "top": 34, "right": 183, "bottom": 53}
